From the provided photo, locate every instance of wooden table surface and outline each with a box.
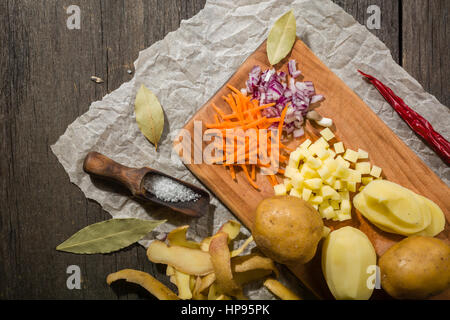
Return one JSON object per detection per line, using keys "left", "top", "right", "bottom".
{"left": 1, "top": 0, "right": 448, "bottom": 300}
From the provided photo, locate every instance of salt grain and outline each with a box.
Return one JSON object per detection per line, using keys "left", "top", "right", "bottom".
{"left": 144, "top": 174, "right": 200, "bottom": 203}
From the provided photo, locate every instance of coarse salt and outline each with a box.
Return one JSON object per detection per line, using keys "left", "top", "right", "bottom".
{"left": 144, "top": 174, "right": 201, "bottom": 203}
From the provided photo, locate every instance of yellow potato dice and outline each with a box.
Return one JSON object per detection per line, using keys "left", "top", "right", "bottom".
{"left": 323, "top": 158, "right": 338, "bottom": 172}
{"left": 355, "top": 162, "right": 371, "bottom": 175}
{"left": 324, "top": 176, "right": 336, "bottom": 186}
{"left": 285, "top": 166, "right": 298, "bottom": 179}
{"left": 320, "top": 128, "right": 335, "bottom": 141}
{"left": 312, "top": 204, "right": 319, "bottom": 210}
{"left": 333, "top": 179, "right": 343, "bottom": 190}
{"left": 302, "top": 188, "right": 313, "bottom": 201}
{"left": 306, "top": 156, "right": 322, "bottom": 169}
{"left": 341, "top": 199, "right": 352, "bottom": 215}
{"left": 370, "top": 165, "right": 382, "bottom": 178}
{"left": 346, "top": 169, "right": 362, "bottom": 184}
{"left": 289, "top": 188, "right": 302, "bottom": 198}
{"left": 304, "top": 178, "right": 323, "bottom": 190}
{"left": 347, "top": 181, "right": 357, "bottom": 192}
{"left": 291, "top": 172, "right": 304, "bottom": 189}
{"left": 298, "top": 147, "right": 312, "bottom": 160}
{"left": 334, "top": 164, "right": 350, "bottom": 179}
{"left": 320, "top": 203, "right": 335, "bottom": 220}
{"left": 321, "top": 185, "right": 338, "bottom": 200}
{"left": 333, "top": 142, "right": 345, "bottom": 154}
{"left": 361, "top": 177, "right": 374, "bottom": 185}
{"left": 315, "top": 148, "right": 329, "bottom": 160}
{"left": 317, "top": 166, "right": 332, "bottom": 180}
{"left": 300, "top": 139, "right": 312, "bottom": 149}
{"left": 283, "top": 178, "right": 293, "bottom": 191}
{"left": 310, "top": 196, "right": 324, "bottom": 205}
{"left": 300, "top": 164, "right": 319, "bottom": 179}
{"left": 288, "top": 150, "right": 302, "bottom": 168}
{"left": 330, "top": 200, "right": 341, "bottom": 210}
{"left": 339, "top": 191, "right": 350, "bottom": 200}
{"left": 337, "top": 211, "right": 352, "bottom": 222}
{"left": 335, "top": 156, "right": 351, "bottom": 168}
{"left": 274, "top": 184, "right": 287, "bottom": 196}
{"left": 358, "top": 148, "right": 369, "bottom": 159}
{"left": 343, "top": 149, "right": 359, "bottom": 163}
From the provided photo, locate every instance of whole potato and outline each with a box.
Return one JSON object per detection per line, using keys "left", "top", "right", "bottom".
{"left": 252, "top": 196, "right": 324, "bottom": 265}
{"left": 379, "top": 236, "right": 450, "bottom": 299}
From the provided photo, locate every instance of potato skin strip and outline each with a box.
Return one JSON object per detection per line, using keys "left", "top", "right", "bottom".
{"left": 264, "top": 278, "right": 302, "bottom": 300}
{"left": 209, "top": 232, "right": 242, "bottom": 297}
{"left": 147, "top": 240, "right": 213, "bottom": 276}
{"left": 106, "top": 269, "right": 179, "bottom": 300}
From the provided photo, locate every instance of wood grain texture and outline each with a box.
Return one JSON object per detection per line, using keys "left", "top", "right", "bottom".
{"left": 181, "top": 39, "right": 450, "bottom": 299}
{"left": 0, "top": 0, "right": 448, "bottom": 299}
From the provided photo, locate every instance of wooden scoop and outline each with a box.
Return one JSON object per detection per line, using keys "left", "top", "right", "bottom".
{"left": 83, "top": 152, "right": 210, "bottom": 217}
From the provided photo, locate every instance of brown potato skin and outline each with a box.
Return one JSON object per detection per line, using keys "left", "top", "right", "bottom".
{"left": 252, "top": 196, "right": 324, "bottom": 265}
{"left": 379, "top": 236, "right": 450, "bottom": 300}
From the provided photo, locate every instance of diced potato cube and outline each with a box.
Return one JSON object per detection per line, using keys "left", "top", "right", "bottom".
{"left": 291, "top": 172, "right": 304, "bottom": 189}
{"left": 300, "top": 164, "right": 319, "bottom": 179}
{"left": 315, "top": 148, "right": 329, "bottom": 160}
{"left": 289, "top": 149, "right": 302, "bottom": 165}
{"left": 312, "top": 204, "right": 319, "bottom": 210}
{"left": 358, "top": 148, "right": 369, "bottom": 159}
{"left": 333, "top": 142, "right": 345, "bottom": 154}
{"left": 370, "top": 165, "right": 382, "bottom": 178}
{"left": 330, "top": 200, "right": 341, "bottom": 210}
{"left": 274, "top": 184, "right": 287, "bottom": 196}
{"left": 289, "top": 188, "right": 302, "bottom": 198}
{"left": 304, "top": 178, "right": 323, "bottom": 190}
{"left": 346, "top": 181, "right": 357, "bottom": 192}
{"left": 283, "top": 179, "right": 293, "bottom": 192}
{"left": 306, "top": 156, "right": 322, "bottom": 169}
{"left": 321, "top": 185, "right": 338, "bottom": 200}
{"left": 317, "top": 166, "right": 332, "bottom": 180}
{"left": 320, "top": 128, "right": 335, "bottom": 141}
{"left": 337, "top": 211, "right": 352, "bottom": 222}
{"left": 323, "top": 158, "right": 338, "bottom": 172}
{"left": 320, "top": 204, "right": 335, "bottom": 220}
{"left": 343, "top": 149, "right": 359, "bottom": 163}
{"left": 324, "top": 176, "right": 336, "bottom": 186}
{"left": 346, "top": 169, "right": 362, "bottom": 184}
{"left": 333, "top": 179, "right": 343, "bottom": 190}
{"left": 310, "top": 196, "right": 324, "bottom": 205}
{"left": 335, "top": 156, "right": 351, "bottom": 168}
{"left": 298, "top": 147, "right": 311, "bottom": 160}
{"left": 339, "top": 191, "right": 350, "bottom": 200}
{"left": 361, "top": 177, "right": 374, "bottom": 186}
{"left": 302, "top": 188, "right": 312, "bottom": 201}
{"left": 355, "top": 162, "right": 371, "bottom": 175}
{"left": 316, "top": 137, "right": 330, "bottom": 149}
{"left": 300, "top": 139, "right": 312, "bottom": 149}
{"left": 327, "top": 149, "right": 336, "bottom": 160}
{"left": 341, "top": 199, "right": 351, "bottom": 215}
{"left": 285, "top": 166, "right": 298, "bottom": 179}
{"left": 334, "top": 164, "right": 350, "bottom": 179}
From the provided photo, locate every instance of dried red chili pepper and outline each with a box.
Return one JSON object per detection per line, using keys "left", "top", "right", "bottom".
{"left": 358, "top": 70, "right": 450, "bottom": 165}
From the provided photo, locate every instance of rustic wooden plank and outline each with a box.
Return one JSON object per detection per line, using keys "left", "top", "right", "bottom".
{"left": 0, "top": 0, "right": 205, "bottom": 300}
{"left": 402, "top": 0, "right": 449, "bottom": 107}
{"left": 332, "top": 0, "right": 401, "bottom": 63}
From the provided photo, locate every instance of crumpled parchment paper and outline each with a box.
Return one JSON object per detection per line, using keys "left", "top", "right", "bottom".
{"left": 51, "top": 0, "right": 449, "bottom": 299}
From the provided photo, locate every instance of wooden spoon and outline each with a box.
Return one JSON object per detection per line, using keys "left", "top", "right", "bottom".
{"left": 83, "top": 152, "right": 210, "bottom": 217}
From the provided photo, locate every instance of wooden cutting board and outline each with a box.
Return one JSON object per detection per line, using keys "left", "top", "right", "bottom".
{"left": 179, "top": 39, "right": 450, "bottom": 299}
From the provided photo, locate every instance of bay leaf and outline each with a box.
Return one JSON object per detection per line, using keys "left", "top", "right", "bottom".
{"left": 266, "top": 10, "right": 297, "bottom": 65}
{"left": 56, "top": 218, "right": 166, "bottom": 254}
{"left": 135, "top": 84, "right": 165, "bottom": 150}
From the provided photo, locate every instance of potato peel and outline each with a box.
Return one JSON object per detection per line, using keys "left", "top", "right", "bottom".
{"left": 167, "top": 225, "right": 201, "bottom": 249}
{"left": 264, "top": 278, "right": 302, "bottom": 300}
{"left": 231, "top": 254, "right": 279, "bottom": 277}
{"left": 106, "top": 269, "right": 179, "bottom": 300}
{"left": 209, "top": 232, "right": 242, "bottom": 297}
{"left": 174, "top": 269, "right": 192, "bottom": 300}
{"left": 147, "top": 240, "right": 213, "bottom": 276}
{"left": 231, "top": 235, "right": 254, "bottom": 257}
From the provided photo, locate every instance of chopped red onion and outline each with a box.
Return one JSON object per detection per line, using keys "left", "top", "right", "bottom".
{"left": 243, "top": 59, "right": 326, "bottom": 134}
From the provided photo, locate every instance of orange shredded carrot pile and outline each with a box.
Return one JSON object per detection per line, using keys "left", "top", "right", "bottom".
{"left": 205, "top": 84, "right": 291, "bottom": 189}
